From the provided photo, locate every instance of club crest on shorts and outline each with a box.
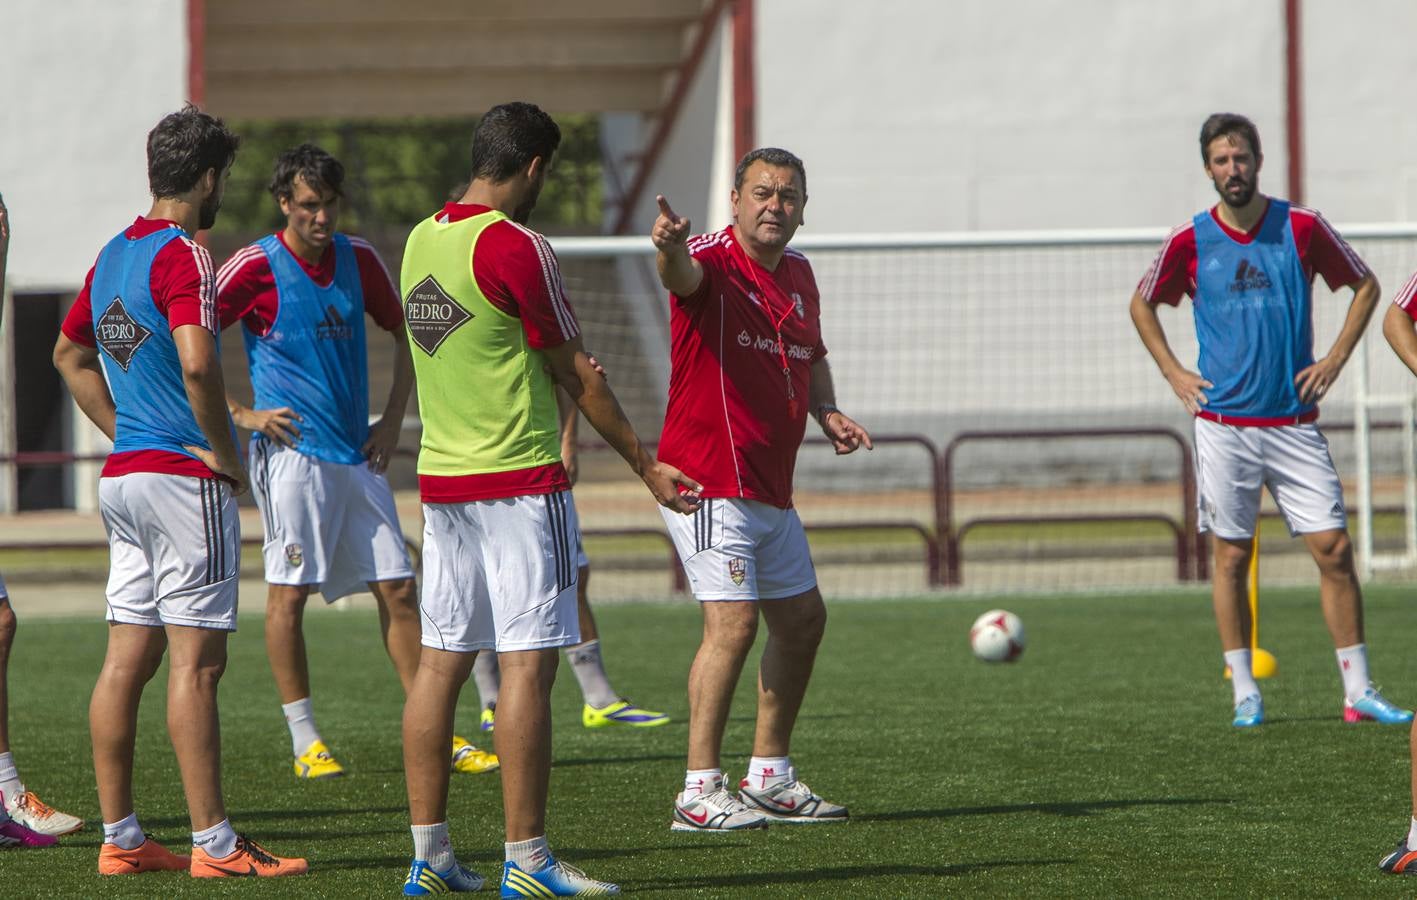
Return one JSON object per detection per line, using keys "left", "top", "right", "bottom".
{"left": 285, "top": 543, "right": 303, "bottom": 566}
{"left": 728, "top": 557, "right": 746, "bottom": 586}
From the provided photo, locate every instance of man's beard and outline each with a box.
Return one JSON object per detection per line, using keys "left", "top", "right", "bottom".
{"left": 1216, "top": 177, "right": 1256, "bottom": 209}
{"left": 198, "top": 193, "right": 222, "bottom": 230}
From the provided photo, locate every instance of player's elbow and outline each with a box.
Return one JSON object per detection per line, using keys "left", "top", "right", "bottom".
{"left": 1382, "top": 303, "right": 1413, "bottom": 350}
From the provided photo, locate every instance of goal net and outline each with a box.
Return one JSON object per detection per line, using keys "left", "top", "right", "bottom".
{"left": 547, "top": 225, "right": 1417, "bottom": 600}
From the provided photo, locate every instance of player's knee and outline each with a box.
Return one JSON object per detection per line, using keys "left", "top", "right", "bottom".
{"left": 706, "top": 614, "right": 759, "bottom": 655}
{"left": 1212, "top": 541, "right": 1253, "bottom": 577}
{"left": 1311, "top": 530, "right": 1355, "bottom": 574}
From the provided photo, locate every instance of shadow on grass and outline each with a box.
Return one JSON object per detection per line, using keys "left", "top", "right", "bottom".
{"left": 141, "top": 805, "right": 407, "bottom": 829}
{"left": 319, "top": 842, "right": 752, "bottom": 871}
{"left": 856, "top": 796, "right": 1231, "bottom": 822}
{"left": 630, "top": 858, "right": 1076, "bottom": 890}
{"left": 553, "top": 752, "right": 687, "bottom": 768}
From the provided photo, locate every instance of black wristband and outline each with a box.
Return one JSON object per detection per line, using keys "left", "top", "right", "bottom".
{"left": 816, "top": 403, "right": 840, "bottom": 424}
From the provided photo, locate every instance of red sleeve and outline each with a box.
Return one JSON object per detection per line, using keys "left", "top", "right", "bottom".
{"left": 151, "top": 235, "right": 217, "bottom": 333}
{"left": 677, "top": 235, "right": 725, "bottom": 308}
{"left": 215, "top": 246, "right": 279, "bottom": 335}
{"left": 1298, "top": 209, "right": 1369, "bottom": 291}
{"left": 1394, "top": 271, "right": 1417, "bottom": 321}
{"left": 1136, "top": 225, "right": 1195, "bottom": 306}
{"left": 350, "top": 237, "right": 404, "bottom": 331}
{"left": 60, "top": 266, "right": 98, "bottom": 346}
{"left": 472, "top": 221, "right": 580, "bottom": 349}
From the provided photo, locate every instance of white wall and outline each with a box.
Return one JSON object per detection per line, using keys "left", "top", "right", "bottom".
{"left": 757, "top": 0, "right": 1417, "bottom": 233}
{"left": 0, "top": 0, "right": 188, "bottom": 291}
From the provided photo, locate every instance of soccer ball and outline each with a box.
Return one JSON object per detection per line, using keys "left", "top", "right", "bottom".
{"left": 969, "top": 609, "right": 1025, "bottom": 663}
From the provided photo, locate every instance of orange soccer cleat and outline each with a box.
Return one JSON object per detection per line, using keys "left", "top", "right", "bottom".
{"left": 98, "top": 837, "right": 192, "bottom": 875}
{"left": 190, "top": 834, "right": 308, "bottom": 878}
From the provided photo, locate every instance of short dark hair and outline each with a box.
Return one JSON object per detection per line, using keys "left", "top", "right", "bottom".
{"left": 269, "top": 143, "right": 345, "bottom": 203}
{"left": 146, "top": 104, "right": 240, "bottom": 198}
{"left": 1199, "top": 113, "right": 1261, "bottom": 163}
{"left": 469, "top": 102, "right": 562, "bottom": 183}
{"left": 734, "top": 147, "right": 807, "bottom": 196}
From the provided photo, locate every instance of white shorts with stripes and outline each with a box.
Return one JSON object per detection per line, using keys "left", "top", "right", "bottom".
{"left": 660, "top": 497, "right": 817, "bottom": 601}
{"left": 99, "top": 473, "right": 240, "bottom": 630}
{"left": 250, "top": 437, "right": 414, "bottom": 602}
{"left": 419, "top": 490, "right": 581, "bottom": 653}
{"left": 1194, "top": 417, "right": 1347, "bottom": 540}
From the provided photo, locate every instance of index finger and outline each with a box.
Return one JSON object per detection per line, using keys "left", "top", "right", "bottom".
{"left": 656, "top": 194, "right": 676, "bottom": 221}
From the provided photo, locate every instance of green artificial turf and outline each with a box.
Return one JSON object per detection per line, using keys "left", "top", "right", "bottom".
{"left": 5, "top": 587, "right": 1417, "bottom": 897}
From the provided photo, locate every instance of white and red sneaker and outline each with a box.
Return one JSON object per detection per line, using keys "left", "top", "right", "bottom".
{"left": 738, "top": 766, "right": 848, "bottom": 824}
{"left": 671, "top": 775, "right": 768, "bottom": 832}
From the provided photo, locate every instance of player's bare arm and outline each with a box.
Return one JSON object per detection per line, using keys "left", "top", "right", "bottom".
{"left": 556, "top": 385, "right": 580, "bottom": 487}
{"left": 543, "top": 336, "right": 701, "bottom": 513}
{"left": 227, "top": 398, "right": 302, "bottom": 448}
{"left": 174, "top": 324, "right": 249, "bottom": 494}
{"left": 1295, "top": 271, "right": 1381, "bottom": 403}
{"left": 807, "top": 357, "right": 872, "bottom": 454}
{"left": 1129, "top": 290, "right": 1213, "bottom": 414}
{"left": 52, "top": 335, "right": 117, "bottom": 440}
{"left": 652, "top": 194, "right": 703, "bottom": 296}
{"left": 1383, "top": 302, "right": 1417, "bottom": 377}
{"left": 361, "top": 327, "right": 414, "bottom": 474}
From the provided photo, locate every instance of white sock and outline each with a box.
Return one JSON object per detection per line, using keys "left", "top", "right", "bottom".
{"left": 102, "top": 812, "right": 146, "bottom": 851}
{"left": 472, "top": 651, "right": 501, "bottom": 711}
{"left": 682, "top": 768, "right": 723, "bottom": 799}
{"left": 1408, "top": 816, "right": 1417, "bottom": 851}
{"left": 282, "top": 697, "right": 322, "bottom": 757}
{"left": 1224, "top": 650, "right": 1260, "bottom": 705}
{"left": 412, "top": 822, "right": 455, "bottom": 871}
{"left": 1336, "top": 643, "right": 1371, "bottom": 704}
{"left": 746, "top": 756, "right": 792, "bottom": 790}
{"left": 0, "top": 751, "right": 22, "bottom": 805}
{"left": 505, "top": 835, "right": 551, "bottom": 872}
{"left": 565, "top": 640, "right": 619, "bottom": 709}
{"left": 192, "top": 818, "right": 238, "bottom": 859}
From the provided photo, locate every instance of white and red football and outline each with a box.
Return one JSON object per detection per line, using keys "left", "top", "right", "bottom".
{"left": 969, "top": 609, "right": 1025, "bottom": 663}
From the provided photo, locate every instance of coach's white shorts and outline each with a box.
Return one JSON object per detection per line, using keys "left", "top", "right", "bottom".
{"left": 250, "top": 437, "right": 414, "bottom": 602}
{"left": 660, "top": 497, "right": 817, "bottom": 601}
{"left": 99, "top": 473, "right": 240, "bottom": 630}
{"left": 419, "top": 490, "right": 581, "bottom": 653}
{"left": 1194, "top": 417, "right": 1347, "bottom": 540}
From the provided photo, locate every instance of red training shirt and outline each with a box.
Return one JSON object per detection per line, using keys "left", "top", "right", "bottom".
{"left": 214, "top": 231, "right": 405, "bottom": 335}
{"left": 61, "top": 217, "right": 221, "bottom": 479}
{"left": 658, "top": 226, "right": 828, "bottom": 509}
{"left": 1137, "top": 202, "right": 1368, "bottom": 306}
{"left": 417, "top": 203, "right": 579, "bottom": 503}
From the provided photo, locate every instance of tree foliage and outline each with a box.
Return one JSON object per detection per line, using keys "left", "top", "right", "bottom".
{"left": 212, "top": 115, "right": 604, "bottom": 238}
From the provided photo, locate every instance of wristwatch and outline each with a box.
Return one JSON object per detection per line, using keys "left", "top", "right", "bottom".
{"left": 816, "top": 403, "right": 840, "bottom": 424}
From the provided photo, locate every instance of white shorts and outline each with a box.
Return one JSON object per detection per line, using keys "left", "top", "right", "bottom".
{"left": 660, "top": 497, "right": 817, "bottom": 601}
{"left": 99, "top": 473, "right": 240, "bottom": 630}
{"left": 250, "top": 437, "right": 414, "bottom": 602}
{"left": 419, "top": 491, "right": 581, "bottom": 653}
{"left": 1194, "top": 417, "right": 1347, "bottom": 540}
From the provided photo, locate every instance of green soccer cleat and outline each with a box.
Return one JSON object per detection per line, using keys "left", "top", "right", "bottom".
{"left": 582, "top": 699, "right": 669, "bottom": 729}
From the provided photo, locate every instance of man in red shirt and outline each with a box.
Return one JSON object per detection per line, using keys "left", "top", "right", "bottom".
{"left": 653, "top": 148, "right": 871, "bottom": 832}
{"left": 52, "top": 105, "right": 304, "bottom": 878}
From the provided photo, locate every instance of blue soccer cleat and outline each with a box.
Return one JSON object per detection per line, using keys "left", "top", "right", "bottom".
{"left": 403, "top": 859, "right": 486, "bottom": 895}
{"left": 501, "top": 858, "right": 620, "bottom": 897}
{"left": 1232, "top": 694, "right": 1264, "bottom": 728}
{"left": 1345, "top": 687, "right": 1414, "bottom": 724}
{"left": 1380, "top": 838, "right": 1417, "bottom": 875}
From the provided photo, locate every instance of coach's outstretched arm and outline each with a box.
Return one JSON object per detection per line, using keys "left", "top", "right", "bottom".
{"left": 652, "top": 195, "right": 703, "bottom": 296}
{"left": 174, "top": 324, "right": 249, "bottom": 494}
{"left": 1295, "top": 272, "right": 1380, "bottom": 404}
{"left": 808, "top": 358, "right": 872, "bottom": 455}
{"left": 1129, "top": 289, "right": 1214, "bottom": 415}
{"left": 544, "top": 336, "right": 701, "bottom": 514}
{"left": 53, "top": 335, "right": 117, "bottom": 440}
